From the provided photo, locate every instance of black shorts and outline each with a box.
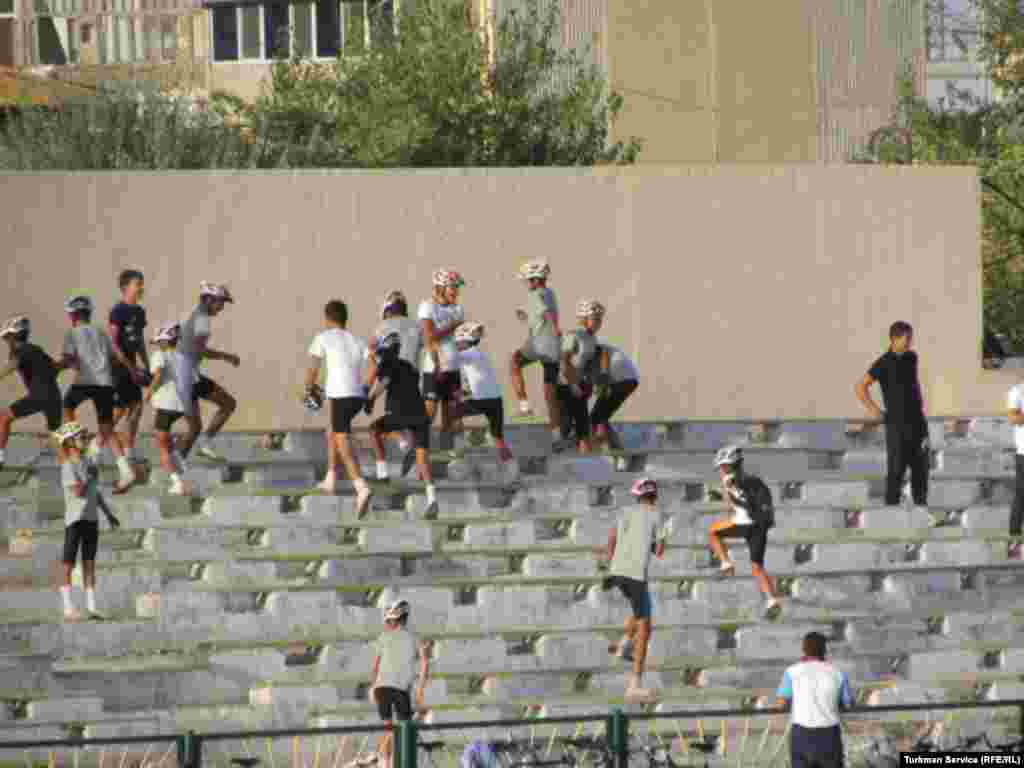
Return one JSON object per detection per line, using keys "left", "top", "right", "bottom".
{"left": 192, "top": 375, "right": 220, "bottom": 402}
{"left": 154, "top": 409, "right": 184, "bottom": 432}
{"left": 375, "top": 686, "right": 412, "bottom": 722}
{"left": 64, "top": 385, "right": 116, "bottom": 423}
{"left": 9, "top": 392, "right": 62, "bottom": 430}
{"left": 557, "top": 384, "right": 592, "bottom": 440}
{"left": 460, "top": 398, "right": 504, "bottom": 439}
{"left": 714, "top": 522, "right": 770, "bottom": 566}
{"left": 603, "top": 575, "right": 652, "bottom": 619}
{"left": 591, "top": 380, "right": 638, "bottom": 427}
{"left": 63, "top": 520, "right": 99, "bottom": 564}
{"left": 113, "top": 369, "right": 143, "bottom": 408}
{"left": 516, "top": 350, "right": 560, "bottom": 385}
{"left": 330, "top": 397, "right": 365, "bottom": 434}
{"left": 372, "top": 414, "right": 431, "bottom": 450}
{"left": 421, "top": 371, "right": 460, "bottom": 403}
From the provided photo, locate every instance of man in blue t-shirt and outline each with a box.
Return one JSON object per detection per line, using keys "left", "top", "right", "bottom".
{"left": 776, "top": 632, "right": 854, "bottom": 768}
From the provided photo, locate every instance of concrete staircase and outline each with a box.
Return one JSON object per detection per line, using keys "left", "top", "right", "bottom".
{"left": 1, "top": 417, "right": 1022, "bottom": 762}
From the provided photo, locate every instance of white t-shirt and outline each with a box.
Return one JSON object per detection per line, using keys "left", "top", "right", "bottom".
{"left": 453, "top": 346, "right": 502, "bottom": 401}
{"left": 63, "top": 326, "right": 115, "bottom": 387}
{"left": 179, "top": 305, "right": 211, "bottom": 370}
{"left": 1009, "top": 383, "right": 1024, "bottom": 455}
{"left": 417, "top": 300, "right": 463, "bottom": 373}
{"left": 603, "top": 345, "right": 640, "bottom": 383}
{"left": 776, "top": 660, "right": 854, "bottom": 729}
{"left": 308, "top": 329, "right": 368, "bottom": 399}
{"left": 149, "top": 348, "right": 188, "bottom": 413}
{"left": 374, "top": 627, "right": 419, "bottom": 692}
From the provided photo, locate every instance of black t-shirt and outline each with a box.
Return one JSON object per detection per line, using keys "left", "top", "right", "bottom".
{"left": 868, "top": 350, "right": 925, "bottom": 426}
{"left": 378, "top": 356, "right": 427, "bottom": 423}
{"left": 109, "top": 302, "right": 147, "bottom": 366}
{"left": 13, "top": 343, "right": 60, "bottom": 397}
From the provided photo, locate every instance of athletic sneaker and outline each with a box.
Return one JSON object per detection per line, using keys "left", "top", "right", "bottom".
{"left": 63, "top": 607, "right": 83, "bottom": 622}
{"left": 400, "top": 449, "right": 416, "bottom": 479}
{"left": 1009, "top": 542, "right": 1022, "bottom": 560}
{"left": 355, "top": 485, "right": 373, "bottom": 519}
{"left": 318, "top": 473, "right": 337, "bottom": 494}
{"left": 551, "top": 438, "right": 574, "bottom": 454}
{"left": 196, "top": 443, "right": 224, "bottom": 462}
{"left": 624, "top": 674, "right": 654, "bottom": 702}
{"left": 87, "top": 608, "right": 108, "bottom": 620}
{"left": 717, "top": 561, "right": 736, "bottom": 578}
{"left": 423, "top": 501, "right": 439, "bottom": 520}
{"left": 764, "top": 598, "right": 783, "bottom": 619}
{"left": 518, "top": 401, "right": 534, "bottom": 417}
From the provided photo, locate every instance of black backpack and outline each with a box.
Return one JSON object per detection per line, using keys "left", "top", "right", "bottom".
{"left": 737, "top": 475, "right": 775, "bottom": 529}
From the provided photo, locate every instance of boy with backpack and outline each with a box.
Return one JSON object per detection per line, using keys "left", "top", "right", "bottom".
{"left": 708, "top": 445, "right": 782, "bottom": 618}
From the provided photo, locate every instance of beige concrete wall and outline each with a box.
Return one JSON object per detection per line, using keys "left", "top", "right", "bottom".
{"left": 0, "top": 166, "right": 1003, "bottom": 430}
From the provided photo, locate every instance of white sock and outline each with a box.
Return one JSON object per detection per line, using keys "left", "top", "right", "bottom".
{"left": 519, "top": 400, "right": 531, "bottom": 412}
{"left": 60, "top": 586, "right": 74, "bottom": 612}
{"left": 0, "top": 449, "right": 5, "bottom": 464}
{"left": 426, "top": 484, "right": 437, "bottom": 504}
{"left": 376, "top": 461, "right": 389, "bottom": 480}
{"left": 354, "top": 477, "right": 369, "bottom": 494}
{"left": 85, "top": 588, "right": 97, "bottom": 612}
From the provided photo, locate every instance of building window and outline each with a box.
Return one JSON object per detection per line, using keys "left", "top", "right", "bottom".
{"left": 0, "top": 0, "right": 14, "bottom": 14}
{"left": 239, "top": 4, "right": 260, "bottom": 58}
{"left": 293, "top": 0, "right": 312, "bottom": 56}
{"left": 264, "top": 0, "right": 287, "bottom": 57}
{"left": 315, "top": 0, "right": 339, "bottom": 56}
{"left": 211, "top": 3, "right": 238, "bottom": 59}
{"left": 32, "top": 16, "right": 72, "bottom": 63}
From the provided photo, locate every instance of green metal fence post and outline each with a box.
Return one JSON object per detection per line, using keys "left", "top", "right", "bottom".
{"left": 606, "top": 708, "right": 628, "bottom": 768}
{"left": 177, "top": 731, "right": 201, "bottom": 768}
{"left": 397, "top": 719, "right": 417, "bottom": 768}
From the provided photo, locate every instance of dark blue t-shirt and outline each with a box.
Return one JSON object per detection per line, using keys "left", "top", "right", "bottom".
{"left": 109, "top": 302, "right": 147, "bottom": 366}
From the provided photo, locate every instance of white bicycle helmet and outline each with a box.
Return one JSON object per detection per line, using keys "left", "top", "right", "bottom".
{"left": 199, "top": 282, "right": 235, "bottom": 303}
{"left": 0, "top": 315, "right": 30, "bottom": 340}
{"left": 54, "top": 421, "right": 87, "bottom": 446}
{"left": 432, "top": 269, "right": 466, "bottom": 289}
{"left": 384, "top": 599, "right": 410, "bottom": 622}
{"left": 575, "top": 300, "right": 606, "bottom": 319}
{"left": 518, "top": 261, "right": 551, "bottom": 281}
{"left": 713, "top": 445, "right": 744, "bottom": 468}
{"left": 454, "top": 322, "right": 485, "bottom": 345}
{"left": 64, "top": 296, "right": 93, "bottom": 314}
{"left": 152, "top": 323, "right": 180, "bottom": 344}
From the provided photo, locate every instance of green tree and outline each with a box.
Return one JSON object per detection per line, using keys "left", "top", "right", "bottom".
{"left": 255, "top": 0, "right": 641, "bottom": 166}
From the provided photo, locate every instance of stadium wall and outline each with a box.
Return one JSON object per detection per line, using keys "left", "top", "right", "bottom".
{"left": 0, "top": 165, "right": 1001, "bottom": 429}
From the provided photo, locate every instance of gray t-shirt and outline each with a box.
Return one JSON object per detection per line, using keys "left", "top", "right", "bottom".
{"left": 610, "top": 505, "right": 672, "bottom": 583}
{"left": 602, "top": 345, "right": 640, "bottom": 383}
{"left": 524, "top": 287, "right": 560, "bottom": 361}
{"left": 375, "top": 627, "right": 419, "bottom": 692}
{"left": 561, "top": 329, "right": 599, "bottom": 383}
{"left": 179, "top": 305, "right": 212, "bottom": 369}
{"left": 62, "top": 326, "right": 115, "bottom": 387}
{"left": 376, "top": 317, "right": 422, "bottom": 372}
{"left": 62, "top": 459, "right": 100, "bottom": 527}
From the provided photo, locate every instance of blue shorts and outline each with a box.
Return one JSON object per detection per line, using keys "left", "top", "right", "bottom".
{"left": 604, "top": 575, "right": 652, "bottom": 619}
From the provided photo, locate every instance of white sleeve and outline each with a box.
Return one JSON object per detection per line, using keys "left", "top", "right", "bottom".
{"left": 307, "top": 334, "right": 324, "bottom": 359}
{"left": 149, "top": 349, "right": 163, "bottom": 374}
{"left": 417, "top": 302, "right": 435, "bottom": 322}
{"left": 1009, "top": 387, "right": 1020, "bottom": 411}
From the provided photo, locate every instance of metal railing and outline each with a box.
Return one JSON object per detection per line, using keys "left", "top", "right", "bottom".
{"left": 3, "top": 699, "right": 1024, "bottom": 768}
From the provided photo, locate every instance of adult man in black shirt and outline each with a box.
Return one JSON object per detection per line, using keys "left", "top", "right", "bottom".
{"left": 855, "top": 321, "right": 929, "bottom": 507}
{"left": 365, "top": 331, "right": 439, "bottom": 520}
{"left": 109, "top": 270, "right": 150, "bottom": 462}
{"left": 0, "top": 315, "right": 64, "bottom": 468}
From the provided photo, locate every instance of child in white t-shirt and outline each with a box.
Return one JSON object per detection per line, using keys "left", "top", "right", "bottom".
{"left": 451, "top": 322, "right": 517, "bottom": 481}
{"left": 145, "top": 323, "right": 192, "bottom": 496}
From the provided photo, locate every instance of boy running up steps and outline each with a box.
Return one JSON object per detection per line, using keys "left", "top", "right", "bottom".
{"left": 510, "top": 261, "right": 562, "bottom": 441}
{"left": 365, "top": 332, "right": 439, "bottom": 520}
{"left": 108, "top": 270, "right": 151, "bottom": 463}
{"left": 451, "top": 322, "right": 518, "bottom": 484}
{"left": 376, "top": 290, "right": 422, "bottom": 477}
{"left": 62, "top": 296, "right": 137, "bottom": 494}
{"left": 0, "top": 315, "right": 63, "bottom": 470}
{"left": 555, "top": 300, "right": 604, "bottom": 454}
{"left": 146, "top": 323, "right": 193, "bottom": 496}
{"left": 591, "top": 343, "right": 640, "bottom": 453}
{"left": 305, "top": 300, "right": 372, "bottom": 514}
